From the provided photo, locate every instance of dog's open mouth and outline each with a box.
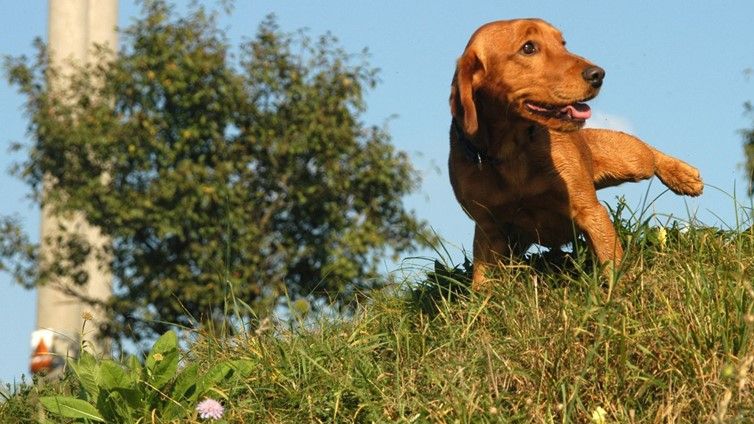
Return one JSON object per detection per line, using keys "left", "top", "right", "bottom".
{"left": 524, "top": 101, "right": 592, "bottom": 121}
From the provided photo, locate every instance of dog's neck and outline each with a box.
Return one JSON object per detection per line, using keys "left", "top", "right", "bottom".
{"left": 454, "top": 116, "right": 539, "bottom": 167}
{"left": 452, "top": 119, "right": 504, "bottom": 166}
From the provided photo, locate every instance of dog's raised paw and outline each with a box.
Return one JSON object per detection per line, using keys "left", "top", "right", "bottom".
{"left": 658, "top": 160, "right": 704, "bottom": 197}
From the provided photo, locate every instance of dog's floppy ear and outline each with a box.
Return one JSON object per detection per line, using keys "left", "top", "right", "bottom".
{"left": 450, "top": 49, "right": 483, "bottom": 137}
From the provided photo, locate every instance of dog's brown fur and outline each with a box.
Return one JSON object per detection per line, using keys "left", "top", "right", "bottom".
{"left": 448, "top": 19, "right": 703, "bottom": 288}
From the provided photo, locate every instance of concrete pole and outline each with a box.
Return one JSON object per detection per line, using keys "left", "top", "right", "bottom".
{"left": 31, "top": 0, "right": 118, "bottom": 375}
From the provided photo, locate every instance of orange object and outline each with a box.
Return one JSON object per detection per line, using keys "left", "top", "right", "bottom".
{"left": 30, "top": 338, "right": 54, "bottom": 374}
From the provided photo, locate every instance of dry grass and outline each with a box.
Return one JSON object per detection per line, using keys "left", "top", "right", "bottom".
{"left": 4, "top": 219, "right": 754, "bottom": 423}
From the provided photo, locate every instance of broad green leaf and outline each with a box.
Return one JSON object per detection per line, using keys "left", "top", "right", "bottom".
{"left": 68, "top": 351, "right": 100, "bottom": 400}
{"left": 96, "top": 389, "right": 136, "bottom": 423}
{"left": 195, "top": 362, "right": 232, "bottom": 396}
{"left": 226, "top": 359, "right": 256, "bottom": 379}
{"left": 191, "top": 359, "right": 255, "bottom": 399}
{"left": 40, "top": 396, "right": 105, "bottom": 422}
{"left": 99, "top": 359, "right": 133, "bottom": 390}
{"left": 162, "top": 403, "right": 192, "bottom": 421}
{"left": 126, "top": 354, "right": 143, "bottom": 381}
{"left": 147, "top": 331, "right": 179, "bottom": 359}
{"left": 113, "top": 387, "right": 143, "bottom": 411}
{"left": 170, "top": 363, "right": 200, "bottom": 401}
{"left": 148, "top": 348, "right": 179, "bottom": 389}
{"left": 145, "top": 331, "right": 180, "bottom": 388}
{"left": 162, "top": 363, "right": 200, "bottom": 420}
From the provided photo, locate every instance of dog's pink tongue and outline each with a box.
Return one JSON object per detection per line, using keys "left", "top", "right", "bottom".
{"left": 563, "top": 103, "right": 592, "bottom": 120}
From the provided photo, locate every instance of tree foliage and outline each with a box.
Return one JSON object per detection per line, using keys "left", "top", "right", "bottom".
{"left": 2, "top": 1, "right": 429, "bottom": 345}
{"left": 744, "top": 100, "right": 754, "bottom": 195}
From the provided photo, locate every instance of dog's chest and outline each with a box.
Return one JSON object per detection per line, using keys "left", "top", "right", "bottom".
{"left": 497, "top": 158, "right": 539, "bottom": 191}
{"left": 491, "top": 163, "right": 573, "bottom": 244}
{"left": 493, "top": 143, "right": 555, "bottom": 199}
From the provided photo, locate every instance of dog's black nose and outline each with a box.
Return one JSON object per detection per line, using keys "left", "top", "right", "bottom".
{"left": 582, "top": 66, "right": 605, "bottom": 88}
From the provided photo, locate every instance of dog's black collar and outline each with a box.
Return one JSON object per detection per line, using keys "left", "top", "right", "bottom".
{"left": 451, "top": 119, "right": 502, "bottom": 168}
{"left": 452, "top": 120, "right": 539, "bottom": 169}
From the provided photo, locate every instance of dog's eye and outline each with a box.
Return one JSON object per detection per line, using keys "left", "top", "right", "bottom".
{"left": 520, "top": 41, "right": 538, "bottom": 55}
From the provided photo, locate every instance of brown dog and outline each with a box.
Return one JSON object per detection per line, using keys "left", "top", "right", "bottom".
{"left": 448, "top": 19, "right": 703, "bottom": 288}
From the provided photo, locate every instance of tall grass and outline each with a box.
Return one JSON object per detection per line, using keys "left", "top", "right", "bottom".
{"left": 2, "top": 206, "right": 754, "bottom": 423}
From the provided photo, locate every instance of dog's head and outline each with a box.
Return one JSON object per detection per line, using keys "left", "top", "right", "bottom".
{"left": 451, "top": 19, "right": 604, "bottom": 135}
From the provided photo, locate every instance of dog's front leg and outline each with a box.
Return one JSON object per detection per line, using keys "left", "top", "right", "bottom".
{"left": 471, "top": 223, "right": 514, "bottom": 291}
{"left": 571, "top": 200, "right": 624, "bottom": 269}
{"left": 580, "top": 128, "right": 703, "bottom": 196}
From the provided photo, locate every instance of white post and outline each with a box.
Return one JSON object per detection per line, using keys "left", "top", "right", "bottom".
{"left": 32, "top": 0, "right": 118, "bottom": 376}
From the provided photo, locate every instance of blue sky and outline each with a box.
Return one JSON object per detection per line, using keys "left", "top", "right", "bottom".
{"left": 1, "top": 1, "right": 753, "bottom": 384}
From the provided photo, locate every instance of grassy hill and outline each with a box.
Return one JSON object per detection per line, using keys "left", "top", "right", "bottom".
{"left": 2, "top": 216, "right": 754, "bottom": 423}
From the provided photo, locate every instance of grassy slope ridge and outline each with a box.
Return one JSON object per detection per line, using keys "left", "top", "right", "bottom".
{"left": 3, "top": 222, "right": 754, "bottom": 423}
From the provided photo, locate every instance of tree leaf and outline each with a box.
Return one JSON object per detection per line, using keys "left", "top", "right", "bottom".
{"left": 3, "top": 4, "right": 429, "bottom": 347}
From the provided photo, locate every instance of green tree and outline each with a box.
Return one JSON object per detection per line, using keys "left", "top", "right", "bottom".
{"left": 2, "top": 2, "right": 429, "bottom": 345}
{"left": 744, "top": 100, "right": 754, "bottom": 195}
